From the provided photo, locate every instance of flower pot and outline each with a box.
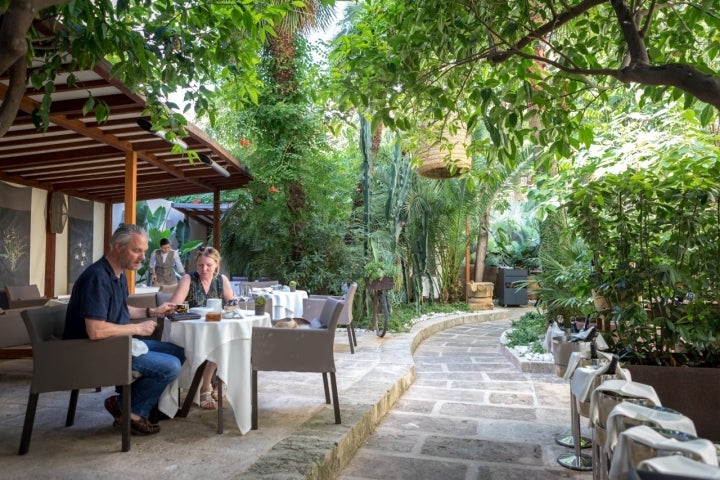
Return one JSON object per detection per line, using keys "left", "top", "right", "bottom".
{"left": 289, "top": 286, "right": 296, "bottom": 292}
{"left": 625, "top": 365, "right": 720, "bottom": 442}
{"left": 367, "top": 276, "right": 394, "bottom": 291}
{"left": 255, "top": 305, "right": 265, "bottom": 316}
{"left": 466, "top": 281, "right": 494, "bottom": 311}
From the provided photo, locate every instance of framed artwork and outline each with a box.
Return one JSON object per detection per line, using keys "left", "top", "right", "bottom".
{"left": 0, "top": 182, "right": 32, "bottom": 287}
{"left": 68, "top": 197, "right": 94, "bottom": 285}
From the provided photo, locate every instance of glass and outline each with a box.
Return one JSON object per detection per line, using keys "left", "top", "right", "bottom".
{"left": 176, "top": 302, "right": 189, "bottom": 314}
{"left": 237, "top": 283, "right": 249, "bottom": 311}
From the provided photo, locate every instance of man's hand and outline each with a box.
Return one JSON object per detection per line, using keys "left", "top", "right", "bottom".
{"left": 135, "top": 320, "right": 157, "bottom": 337}
{"left": 156, "top": 302, "right": 176, "bottom": 317}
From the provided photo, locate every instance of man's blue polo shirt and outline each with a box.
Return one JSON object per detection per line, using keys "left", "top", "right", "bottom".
{"left": 63, "top": 256, "right": 131, "bottom": 339}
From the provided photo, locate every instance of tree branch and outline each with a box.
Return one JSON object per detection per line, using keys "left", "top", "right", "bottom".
{"left": 488, "top": 0, "right": 607, "bottom": 63}
{"left": 610, "top": 0, "right": 650, "bottom": 64}
{"left": 0, "top": 57, "right": 28, "bottom": 137}
{"left": 614, "top": 63, "right": 720, "bottom": 109}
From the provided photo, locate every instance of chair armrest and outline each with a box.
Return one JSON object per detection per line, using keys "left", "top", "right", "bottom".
{"left": 251, "top": 326, "right": 334, "bottom": 372}
{"left": 8, "top": 298, "right": 50, "bottom": 309}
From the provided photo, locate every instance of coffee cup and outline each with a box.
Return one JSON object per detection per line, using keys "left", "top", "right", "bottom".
{"left": 206, "top": 298, "right": 222, "bottom": 311}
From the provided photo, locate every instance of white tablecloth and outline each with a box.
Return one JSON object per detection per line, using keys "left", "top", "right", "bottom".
{"left": 158, "top": 311, "right": 271, "bottom": 434}
{"left": 253, "top": 289, "right": 308, "bottom": 319}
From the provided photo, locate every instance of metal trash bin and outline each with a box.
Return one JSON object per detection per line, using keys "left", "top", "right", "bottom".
{"left": 496, "top": 267, "right": 528, "bottom": 306}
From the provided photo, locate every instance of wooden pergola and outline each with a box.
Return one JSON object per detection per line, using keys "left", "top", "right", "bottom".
{"left": 0, "top": 59, "right": 251, "bottom": 294}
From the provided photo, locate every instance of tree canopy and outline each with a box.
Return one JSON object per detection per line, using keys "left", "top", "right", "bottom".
{"left": 0, "top": 0, "right": 330, "bottom": 137}
{"left": 328, "top": 0, "right": 720, "bottom": 170}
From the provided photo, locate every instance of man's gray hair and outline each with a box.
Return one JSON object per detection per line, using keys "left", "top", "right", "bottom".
{"left": 111, "top": 224, "right": 147, "bottom": 247}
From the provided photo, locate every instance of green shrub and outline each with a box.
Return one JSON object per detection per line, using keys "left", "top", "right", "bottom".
{"left": 359, "top": 301, "right": 471, "bottom": 332}
{"left": 505, "top": 311, "right": 548, "bottom": 353}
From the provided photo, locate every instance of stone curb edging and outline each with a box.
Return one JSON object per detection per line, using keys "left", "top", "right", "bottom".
{"left": 500, "top": 344, "right": 556, "bottom": 374}
{"left": 241, "top": 308, "right": 521, "bottom": 479}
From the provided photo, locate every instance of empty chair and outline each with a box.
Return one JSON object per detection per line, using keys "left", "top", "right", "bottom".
{"left": 302, "top": 282, "right": 358, "bottom": 353}
{"left": 19, "top": 305, "right": 133, "bottom": 454}
{"left": 251, "top": 298, "right": 344, "bottom": 429}
{"left": 6, "top": 285, "right": 49, "bottom": 309}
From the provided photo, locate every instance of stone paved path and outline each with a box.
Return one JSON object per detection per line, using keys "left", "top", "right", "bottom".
{"left": 338, "top": 318, "right": 593, "bottom": 480}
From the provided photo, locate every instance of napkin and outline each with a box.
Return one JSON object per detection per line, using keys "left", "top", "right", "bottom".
{"left": 604, "top": 401, "right": 697, "bottom": 454}
{"left": 637, "top": 455, "right": 720, "bottom": 478}
{"left": 570, "top": 352, "right": 631, "bottom": 401}
{"left": 608, "top": 425, "right": 718, "bottom": 480}
{"left": 588, "top": 379, "right": 661, "bottom": 427}
{"left": 131, "top": 338, "right": 149, "bottom": 357}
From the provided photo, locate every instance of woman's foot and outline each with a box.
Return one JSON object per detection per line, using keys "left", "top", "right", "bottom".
{"left": 211, "top": 381, "right": 225, "bottom": 401}
{"left": 199, "top": 391, "right": 217, "bottom": 410}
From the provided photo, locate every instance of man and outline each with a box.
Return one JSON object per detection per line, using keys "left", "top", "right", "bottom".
{"left": 63, "top": 224, "right": 185, "bottom": 436}
{"left": 149, "top": 237, "right": 185, "bottom": 286}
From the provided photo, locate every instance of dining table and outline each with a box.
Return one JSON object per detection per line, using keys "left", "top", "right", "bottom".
{"left": 251, "top": 288, "right": 308, "bottom": 320}
{"left": 158, "top": 310, "right": 271, "bottom": 434}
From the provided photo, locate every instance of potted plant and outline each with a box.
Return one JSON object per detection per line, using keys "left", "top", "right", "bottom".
{"left": 254, "top": 295, "right": 267, "bottom": 316}
{"left": 566, "top": 158, "right": 720, "bottom": 440}
{"left": 363, "top": 261, "right": 398, "bottom": 291}
{"left": 288, "top": 280, "right": 297, "bottom": 292}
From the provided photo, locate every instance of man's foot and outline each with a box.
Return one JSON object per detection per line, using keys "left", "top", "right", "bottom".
{"left": 148, "top": 404, "right": 174, "bottom": 425}
{"left": 130, "top": 417, "right": 161, "bottom": 436}
{"left": 104, "top": 395, "right": 122, "bottom": 424}
{"left": 107, "top": 395, "right": 160, "bottom": 434}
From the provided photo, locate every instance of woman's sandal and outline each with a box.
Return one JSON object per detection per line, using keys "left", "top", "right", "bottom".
{"left": 199, "top": 391, "right": 217, "bottom": 410}
{"left": 211, "top": 382, "right": 226, "bottom": 401}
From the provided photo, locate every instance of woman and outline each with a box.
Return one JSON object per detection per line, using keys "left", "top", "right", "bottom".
{"left": 170, "top": 245, "right": 235, "bottom": 409}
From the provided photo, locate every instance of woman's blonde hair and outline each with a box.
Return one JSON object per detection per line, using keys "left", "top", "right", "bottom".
{"left": 197, "top": 246, "right": 221, "bottom": 273}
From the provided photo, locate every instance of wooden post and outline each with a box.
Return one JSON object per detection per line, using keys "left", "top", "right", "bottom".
{"left": 124, "top": 151, "right": 138, "bottom": 293}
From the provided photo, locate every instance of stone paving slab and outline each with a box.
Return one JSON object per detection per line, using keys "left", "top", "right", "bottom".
{"left": 0, "top": 306, "right": 591, "bottom": 479}
{"left": 338, "top": 311, "right": 592, "bottom": 480}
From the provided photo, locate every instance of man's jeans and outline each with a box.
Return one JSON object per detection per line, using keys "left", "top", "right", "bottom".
{"left": 124, "top": 340, "right": 185, "bottom": 418}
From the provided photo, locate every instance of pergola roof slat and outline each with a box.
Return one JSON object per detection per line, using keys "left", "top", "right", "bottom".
{"left": 0, "top": 59, "right": 251, "bottom": 202}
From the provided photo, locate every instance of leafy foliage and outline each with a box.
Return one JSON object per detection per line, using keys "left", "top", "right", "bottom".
{"left": 567, "top": 152, "right": 720, "bottom": 367}
{"left": 1, "top": 0, "right": 300, "bottom": 137}
{"left": 505, "top": 311, "right": 548, "bottom": 354}
{"left": 328, "top": 0, "right": 720, "bottom": 178}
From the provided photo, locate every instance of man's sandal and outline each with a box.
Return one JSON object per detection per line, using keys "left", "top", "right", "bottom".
{"left": 199, "top": 391, "right": 217, "bottom": 410}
